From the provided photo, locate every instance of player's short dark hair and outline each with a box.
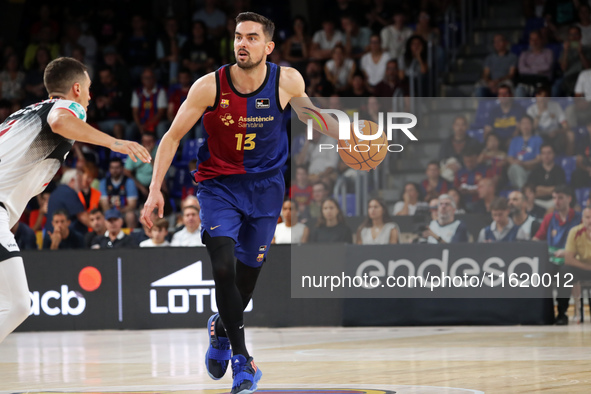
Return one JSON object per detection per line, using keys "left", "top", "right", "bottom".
{"left": 44, "top": 57, "right": 88, "bottom": 96}
{"left": 53, "top": 209, "right": 70, "bottom": 220}
{"left": 236, "top": 12, "right": 275, "bottom": 40}
{"left": 490, "top": 197, "right": 509, "bottom": 211}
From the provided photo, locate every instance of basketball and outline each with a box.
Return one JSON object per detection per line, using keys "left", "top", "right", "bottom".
{"left": 337, "top": 120, "right": 388, "bottom": 171}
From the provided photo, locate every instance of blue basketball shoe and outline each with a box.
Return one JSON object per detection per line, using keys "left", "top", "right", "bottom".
{"left": 205, "top": 313, "right": 231, "bottom": 379}
{"left": 231, "top": 354, "right": 263, "bottom": 394}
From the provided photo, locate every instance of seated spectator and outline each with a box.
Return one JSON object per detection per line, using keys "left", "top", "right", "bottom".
{"left": 341, "top": 14, "right": 371, "bottom": 58}
{"left": 439, "top": 116, "right": 481, "bottom": 169}
{"left": 372, "top": 59, "right": 409, "bottom": 98}
{"left": 295, "top": 129, "right": 339, "bottom": 189}
{"left": 555, "top": 25, "right": 591, "bottom": 96}
{"left": 393, "top": 182, "right": 425, "bottom": 215}
{"left": 474, "top": 34, "right": 517, "bottom": 97}
{"left": 91, "top": 209, "right": 137, "bottom": 249}
{"left": 421, "top": 160, "right": 450, "bottom": 201}
{"left": 192, "top": 0, "right": 226, "bottom": 38}
{"left": 273, "top": 199, "right": 309, "bottom": 244}
{"left": 84, "top": 209, "right": 106, "bottom": 248}
{"left": 0, "top": 54, "right": 25, "bottom": 107}
{"left": 155, "top": 17, "right": 187, "bottom": 86}
{"left": 29, "top": 191, "right": 49, "bottom": 232}
{"left": 124, "top": 15, "right": 156, "bottom": 82}
{"left": 478, "top": 197, "right": 520, "bottom": 242}
{"left": 290, "top": 165, "right": 313, "bottom": 217}
{"left": 305, "top": 181, "right": 329, "bottom": 223}
{"left": 46, "top": 168, "right": 90, "bottom": 234}
{"left": 514, "top": 31, "right": 554, "bottom": 97}
{"left": 324, "top": 44, "right": 356, "bottom": 93}
{"left": 572, "top": 71, "right": 591, "bottom": 127}
{"left": 23, "top": 47, "right": 51, "bottom": 106}
{"left": 571, "top": 121, "right": 591, "bottom": 189}
{"left": 171, "top": 205, "right": 204, "bottom": 247}
{"left": 219, "top": 18, "right": 237, "bottom": 65}
{"left": 380, "top": 11, "right": 412, "bottom": 60}
{"left": 100, "top": 46, "right": 131, "bottom": 92}
{"left": 577, "top": 4, "right": 591, "bottom": 46}
{"left": 423, "top": 194, "right": 469, "bottom": 243}
{"left": 523, "top": 183, "right": 548, "bottom": 220}
{"left": 360, "top": 34, "right": 391, "bottom": 87}
{"left": 311, "top": 19, "right": 344, "bottom": 60}
{"left": 140, "top": 218, "right": 170, "bottom": 247}
{"left": 558, "top": 206, "right": 591, "bottom": 324}
{"left": 78, "top": 161, "right": 101, "bottom": 213}
{"left": 507, "top": 115, "right": 543, "bottom": 189}
{"left": 447, "top": 188, "right": 467, "bottom": 214}
{"left": 508, "top": 190, "right": 538, "bottom": 240}
{"left": 93, "top": 67, "right": 129, "bottom": 139}
{"left": 127, "top": 68, "right": 168, "bottom": 141}
{"left": 23, "top": 26, "right": 59, "bottom": 71}
{"left": 12, "top": 221, "right": 38, "bottom": 251}
{"left": 181, "top": 21, "right": 218, "bottom": 80}
{"left": 527, "top": 85, "right": 573, "bottom": 155}
{"left": 454, "top": 146, "right": 493, "bottom": 204}
{"left": 365, "top": 0, "right": 392, "bottom": 33}
{"left": 166, "top": 69, "right": 196, "bottom": 143}
{"left": 308, "top": 198, "right": 352, "bottom": 243}
{"left": 428, "top": 198, "right": 440, "bottom": 221}
{"left": 304, "top": 60, "right": 333, "bottom": 97}
{"left": 356, "top": 198, "right": 399, "bottom": 244}
{"left": 533, "top": 185, "right": 581, "bottom": 268}
{"left": 124, "top": 133, "right": 159, "bottom": 200}
{"left": 478, "top": 133, "right": 507, "bottom": 182}
{"left": 345, "top": 73, "right": 371, "bottom": 97}
{"left": 467, "top": 177, "right": 497, "bottom": 214}
{"left": 526, "top": 143, "right": 566, "bottom": 209}
{"left": 399, "top": 35, "right": 429, "bottom": 96}
{"left": 43, "top": 209, "right": 84, "bottom": 250}
{"left": 99, "top": 158, "right": 139, "bottom": 213}
{"left": 282, "top": 16, "right": 311, "bottom": 70}
{"left": 484, "top": 84, "right": 526, "bottom": 148}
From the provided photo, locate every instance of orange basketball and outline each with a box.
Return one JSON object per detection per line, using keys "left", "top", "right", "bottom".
{"left": 338, "top": 120, "right": 388, "bottom": 171}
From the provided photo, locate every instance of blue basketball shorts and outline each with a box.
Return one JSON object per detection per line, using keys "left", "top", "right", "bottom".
{"left": 197, "top": 170, "right": 285, "bottom": 267}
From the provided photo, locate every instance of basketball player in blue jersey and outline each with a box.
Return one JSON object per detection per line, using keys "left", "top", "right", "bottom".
{"left": 142, "top": 12, "right": 338, "bottom": 394}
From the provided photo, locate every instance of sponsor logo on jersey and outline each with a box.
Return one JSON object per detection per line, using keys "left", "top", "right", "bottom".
{"left": 220, "top": 113, "right": 235, "bottom": 126}
{"left": 68, "top": 102, "right": 86, "bottom": 120}
{"left": 220, "top": 99, "right": 230, "bottom": 109}
{"left": 255, "top": 98, "right": 270, "bottom": 109}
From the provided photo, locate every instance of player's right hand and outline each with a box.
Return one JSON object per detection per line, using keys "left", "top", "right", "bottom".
{"left": 110, "top": 139, "right": 152, "bottom": 163}
{"left": 142, "top": 189, "right": 164, "bottom": 229}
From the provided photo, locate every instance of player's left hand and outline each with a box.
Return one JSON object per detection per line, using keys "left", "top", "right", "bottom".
{"left": 110, "top": 139, "right": 152, "bottom": 163}
{"left": 141, "top": 188, "right": 164, "bottom": 229}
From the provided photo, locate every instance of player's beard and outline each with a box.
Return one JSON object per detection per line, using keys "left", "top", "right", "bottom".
{"left": 236, "top": 52, "right": 264, "bottom": 70}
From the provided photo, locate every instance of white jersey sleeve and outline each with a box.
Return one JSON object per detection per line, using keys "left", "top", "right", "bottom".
{"left": 0, "top": 98, "right": 86, "bottom": 227}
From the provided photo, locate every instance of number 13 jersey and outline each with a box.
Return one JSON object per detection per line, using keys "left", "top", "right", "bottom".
{"left": 195, "top": 62, "right": 288, "bottom": 182}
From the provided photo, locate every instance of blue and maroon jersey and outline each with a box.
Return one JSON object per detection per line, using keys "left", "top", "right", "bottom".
{"left": 195, "top": 62, "right": 287, "bottom": 182}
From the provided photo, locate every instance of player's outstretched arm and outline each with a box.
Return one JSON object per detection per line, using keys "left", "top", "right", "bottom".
{"left": 280, "top": 67, "right": 340, "bottom": 141}
{"left": 48, "top": 110, "right": 152, "bottom": 163}
{"left": 142, "top": 72, "right": 216, "bottom": 227}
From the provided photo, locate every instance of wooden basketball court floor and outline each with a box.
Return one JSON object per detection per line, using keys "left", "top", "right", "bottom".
{"left": 1, "top": 323, "right": 590, "bottom": 393}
